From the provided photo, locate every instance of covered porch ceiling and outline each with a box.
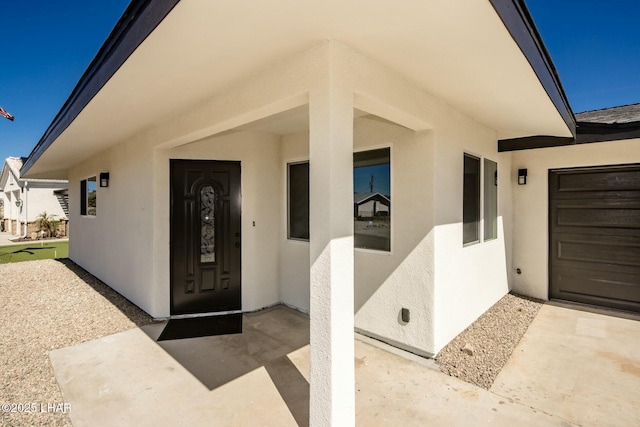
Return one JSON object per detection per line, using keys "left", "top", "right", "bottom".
{"left": 23, "top": 0, "right": 574, "bottom": 179}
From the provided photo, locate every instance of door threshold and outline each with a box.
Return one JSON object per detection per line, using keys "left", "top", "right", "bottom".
{"left": 170, "top": 310, "right": 242, "bottom": 320}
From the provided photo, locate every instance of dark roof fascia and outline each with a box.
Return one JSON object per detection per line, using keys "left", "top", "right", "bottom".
{"left": 489, "top": 0, "right": 576, "bottom": 138}
{"left": 498, "top": 121, "right": 640, "bottom": 151}
{"left": 575, "top": 121, "right": 640, "bottom": 144}
{"left": 21, "top": 0, "right": 181, "bottom": 176}
{"left": 498, "top": 135, "right": 573, "bottom": 151}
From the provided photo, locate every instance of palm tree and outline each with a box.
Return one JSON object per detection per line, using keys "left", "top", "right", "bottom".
{"left": 34, "top": 211, "right": 59, "bottom": 238}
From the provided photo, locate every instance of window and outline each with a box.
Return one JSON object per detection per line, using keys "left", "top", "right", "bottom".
{"left": 287, "top": 162, "right": 309, "bottom": 240}
{"left": 483, "top": 159, "right": 498, "bottom": 241}
{"left": 354, "top": 148, "right": 391, "bottom": 252}
{"left": 463, "top": 154, "right": 480, "bottom": 245}
{"left": 81, "top": 177, "right": 97, "bottom": 216}
{"left": 286, "top": 148, "right": 392, "bottom": 250}
{"left": 463, "top": 154, "right": 499, "bottom": 245}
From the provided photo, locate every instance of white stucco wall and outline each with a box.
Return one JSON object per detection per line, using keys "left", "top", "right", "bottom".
{"left": 69, "top": 138, "right": 156, "bottom": 315}
{"left": 69, "top": 130, "right": 282, "bottom": 318}
{"left": 353, "top": 121, "right": 436, "bottom": 356}
{"left": 280, "top": 117, "right": 437, "bottom": 355}
{"left": 2, "top": 180, "right": 66, "bottom": 222}
{"left": 279, "top": 131, "right": 312, "bottom": 312}
{"left": 23, "top": 184, "right": 68, "bottom": 222}
{"left": 511, "top": 138, "right": 640, "bottom": 301}
{"left": 432, "top": 121, "right": 513, "bottom": 353}
{"left": 279, "top": 116, "right": 512, "bottom": 357}
{"left": 64, "top": 41, "right": 516, "bottom": 356}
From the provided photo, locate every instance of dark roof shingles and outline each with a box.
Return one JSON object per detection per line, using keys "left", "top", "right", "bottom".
{"left": 575, "top": 103, "right": 640, "bottom": 124}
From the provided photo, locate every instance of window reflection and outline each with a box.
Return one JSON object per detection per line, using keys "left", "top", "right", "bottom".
{"left": 354, "top": 148, "right": 391, "bottom": 251}
{"left": 463, "top": 154, "right": 481, "bottom": 245}
{"left": 87, "top": 176, "right": 97, "bottom": 216}
{"left": 484, "top": 159, "right": 498, "bottom": 241}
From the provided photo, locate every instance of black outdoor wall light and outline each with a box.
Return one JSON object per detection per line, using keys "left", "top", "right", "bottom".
{"left": 100, "top": 172, "right": 110, "bottom": 188}
{"left": 518, "top": 168, "right": 527, "bottom": 185}
{"left": 15, "top": 199, "right": 23, "bottom": 208}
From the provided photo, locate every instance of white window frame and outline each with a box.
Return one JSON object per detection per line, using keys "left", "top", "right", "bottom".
{"left": 463, "top": 153, "right": 499, "bottom": 247}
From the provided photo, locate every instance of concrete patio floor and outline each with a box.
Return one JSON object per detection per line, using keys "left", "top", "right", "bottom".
{"left": 49, "top": 304, "right": 640, "bottom": 426}
{"left": 491, "top": 303, "right": 640, "bottom": 427}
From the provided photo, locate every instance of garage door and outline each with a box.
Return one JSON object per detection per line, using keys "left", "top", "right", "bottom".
{"left": 549, "top": 164, "right": 640, "bottom": 313}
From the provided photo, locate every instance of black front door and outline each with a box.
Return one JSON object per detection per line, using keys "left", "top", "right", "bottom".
{"left": 170, "top": 160, "right": 241, "bottom": 315}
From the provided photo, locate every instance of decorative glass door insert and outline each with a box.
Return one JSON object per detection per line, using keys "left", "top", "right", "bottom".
{"left": 200, "top": 185, "right": 216, "bottom": 263}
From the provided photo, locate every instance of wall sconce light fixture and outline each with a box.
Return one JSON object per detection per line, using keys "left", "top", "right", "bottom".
{"left": 100, "top": 172, "right": 110, "bottom": 188}
{"left": 15, "top": 199, "right": 23, "bottom": 208}
{"left": 518, "top": 168, "right": 528, "bottom": 185}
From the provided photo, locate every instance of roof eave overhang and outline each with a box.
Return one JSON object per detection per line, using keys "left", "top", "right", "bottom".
{"left": 489, "top": 0, "right": 576, "bottom": 138}
{"left": 22, "top": 0, "right": 576, "bottom": 176}
{"left": 20, "top": 0, "right": 181, "bottom": 177}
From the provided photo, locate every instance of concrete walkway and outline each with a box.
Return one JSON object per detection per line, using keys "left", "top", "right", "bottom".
{"left": 0, "top": 231, "right": 23, "bottom": 245}
{"left": 0, "top": 231, "right": 68, "bottom": 246}
{"left": 49, "top": 304, "right": 640, "bottom": 426}
{"left": 491, "top": 304, "right": 640, "bottom": 427}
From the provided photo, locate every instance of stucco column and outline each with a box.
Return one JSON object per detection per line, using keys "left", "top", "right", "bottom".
{"left": 308, "top": 75, "right": 355, "bottom": 426}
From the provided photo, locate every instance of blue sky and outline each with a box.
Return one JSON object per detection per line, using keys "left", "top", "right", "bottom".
{"left": 527, "top": 0, "right": 640, "bottom": 113}
{"left": 1, "top": 1, "right": 639, "bottom": 164}
{"left": 354, "top": 164, "right": 390, "bottom": 196}
{"left": 0, "top": 1, "right": 129, "bottom": 163}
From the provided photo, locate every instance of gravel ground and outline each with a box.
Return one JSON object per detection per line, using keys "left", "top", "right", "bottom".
{"left": 0, "top": 259, "right": 153, "bottom": 427}
{"left": 436, "top": 293, "right": 544, "bottom": 389}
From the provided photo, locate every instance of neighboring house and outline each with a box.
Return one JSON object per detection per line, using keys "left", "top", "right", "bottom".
{"left": 18, "top": 0, "right": 640, "bottom": 424}
{"left": 354, "top": 192, "right": 390, "bottom": 218}
{"left": 0, "top": 157, "right": 69, "bottom": 238}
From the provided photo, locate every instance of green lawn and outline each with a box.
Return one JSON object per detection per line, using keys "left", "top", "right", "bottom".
{"left": 0, "top": 241, "right": 69, "bottom": 264}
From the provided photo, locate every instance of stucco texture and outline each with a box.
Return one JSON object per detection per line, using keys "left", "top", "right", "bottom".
{"left": 66, "top": 41, "right": 516, "bottom": 358}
